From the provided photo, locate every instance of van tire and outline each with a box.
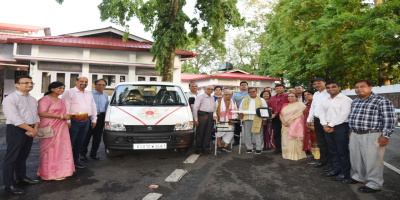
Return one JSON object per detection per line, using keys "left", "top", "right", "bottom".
{"left": 105, "top": 148, "right": 118, "bottom": 158}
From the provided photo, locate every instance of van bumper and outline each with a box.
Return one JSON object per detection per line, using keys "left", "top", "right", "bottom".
{"left": 103, "top": 130, "right": 195, "bottom": 150}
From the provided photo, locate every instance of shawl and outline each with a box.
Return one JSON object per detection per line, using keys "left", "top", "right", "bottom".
{"left": 281, "top": 102, "right": 306, "bottom": 140}
{"left": 242, "top": 96, "right": 263, "bottom": 133}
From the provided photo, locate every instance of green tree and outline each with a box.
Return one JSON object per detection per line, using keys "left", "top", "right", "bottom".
{"left": 181, "top": 37, "right": 219, "bottom": 74}
{"left": 57, "top": 0, "right": 244, "bottom": 82}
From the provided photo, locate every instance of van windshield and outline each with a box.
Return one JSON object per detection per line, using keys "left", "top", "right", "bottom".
{"left": 110, "top": 85, "right": 188, "bottom": 106}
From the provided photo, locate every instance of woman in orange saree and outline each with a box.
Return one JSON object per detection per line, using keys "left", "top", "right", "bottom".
{"left": 37, "top": 82, "right": 75, "bottom": 180}
{"left": 280, "top": 93, "right": 307, "bottom": 161}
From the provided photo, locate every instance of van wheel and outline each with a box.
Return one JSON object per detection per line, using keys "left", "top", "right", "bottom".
{"left": 105, "top": 148, "right": 118, "bottom": 158}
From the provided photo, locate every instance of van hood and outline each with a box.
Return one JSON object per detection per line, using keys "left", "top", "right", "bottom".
{"left": 109, "top": 106, "right": 192, "bottom": 125}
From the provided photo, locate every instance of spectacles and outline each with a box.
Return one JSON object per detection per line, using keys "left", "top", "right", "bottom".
{"left": 206, "top": 88, "right": 214, "bottom": 91}
{"left": 96, "top": 84, "right": 106, "bottom": 86}
{"left": 249, "top": 91, "right": 257, "bottom": 93}
{"left": 19, "top": 82, "right": 35, "bottom": 85}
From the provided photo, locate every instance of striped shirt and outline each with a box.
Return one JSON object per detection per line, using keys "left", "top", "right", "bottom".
{"left": 348, "top": 93, "right": 396, "bottom": 137}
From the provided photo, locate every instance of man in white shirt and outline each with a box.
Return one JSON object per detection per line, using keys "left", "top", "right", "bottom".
{"left": 306, "top": 78, "right": 331, "bottom": 170}
{"left": 319, "top": 81, "right": 353, "bottom": 182}
{"left": 238, "top": 87, "right": 268, "bottom": 154}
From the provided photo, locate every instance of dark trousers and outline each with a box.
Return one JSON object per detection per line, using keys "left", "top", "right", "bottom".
{"left": 233, "top": 119, "right": 241, "bottom": 143}
{"left": 325, "top": 123, "right": 351, "bottom": 177}
{"left": 271, "top": 117, "right": 282, "bottom": 150}
{"left": 3, "top": 125, "right": 33, "bottom": 186}
{"left": 314, "top": 117, "right": 330, "bottom": 165}
{"left": 196, "top": 112, "right": 214, "bottom": 150}
{"left": 82, "top": 113, "right": 105, "bottom": 156}
{"left": 69, "top": 119, "right": 90, "bottom": 163}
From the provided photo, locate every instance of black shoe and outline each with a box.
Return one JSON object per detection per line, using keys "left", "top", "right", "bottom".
{"left": 222, "top": 146, "right": 232, "bottom": 152}
{"left": 310, "top": 162, "right": 324, "bottom": 168}
{"left": 308, "top": 160, "right": 320, "bottom": 165}
{"left": 322, "top": 165, "right": 332, "bottom": 172}
{"left": 217, "top": 147, "right": 223, "bottom": 153}
{"left": 358, "top": 186, "right": 381, "bottom": 193}
{"left": 4, "top": 185, "right": 26, "bottom": 195}
{"left": 16, "top": 178, "right": 41, "bottom": 185}
{"left": 246, "top": 149, "right": 254, "bottom": 154}
{"left": 331, "top": 174, "right": 346, "bottom": 181}
{"left": 90, "top": 154, "right": 99, "bottom": 160}
{"left": 254, "top": 150, "right": 262, "bottom": 154}
{"left": 75, "top": 161, "right": 87, "bottom": 169}
{"left": 195, "top": 150, "right": 203, "bottom": 155}
{"left": 323, "top": 171, "right": 340, "bottom": 177}
{"left": 343, "top": 178, "right": 361, "bottom": 184}
{"left": 79, "top": 154, "right": 87, "bottom": 161}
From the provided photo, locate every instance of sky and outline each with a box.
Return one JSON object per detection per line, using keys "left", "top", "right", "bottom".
{"left": 0, "top": 0, "right": 198, "bottom": 41}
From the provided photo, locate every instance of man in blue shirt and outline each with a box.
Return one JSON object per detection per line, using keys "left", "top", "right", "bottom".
{"left": 232, "top": 81, "right": 249, "bottom": 145}
{"left": 81, "top": 79, "right": 109, "bottom": 160}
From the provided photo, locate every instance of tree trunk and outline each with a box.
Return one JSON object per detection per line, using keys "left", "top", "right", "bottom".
{"left": 162, "top": 0, "right": 179, "bottom": 82}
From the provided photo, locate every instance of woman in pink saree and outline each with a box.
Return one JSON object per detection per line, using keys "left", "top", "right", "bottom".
{"left": 279, "top": 93, "right": 307, "bottom": 161}
{"left": 37, "top": 82, "right": 75, "bottom": 180}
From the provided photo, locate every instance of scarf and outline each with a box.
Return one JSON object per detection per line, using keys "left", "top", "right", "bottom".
{"left": 241, "top": 96, "right": 263, "bottom": 133}
{"left": 216, "top": 98, "right": 237, "bottom": 124}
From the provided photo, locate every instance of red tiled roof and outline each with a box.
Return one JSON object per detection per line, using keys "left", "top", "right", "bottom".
{"left": 181, "top": 71, "right": 281, "bottom": 81}
{"left": 0, "top": 23, "right": 48, "bottom": 32}
{"left": 5, "top": 35, "right": 195, "bottom": 57}
{"left": 181, "top": 73, "right": 209, "bottom": 81}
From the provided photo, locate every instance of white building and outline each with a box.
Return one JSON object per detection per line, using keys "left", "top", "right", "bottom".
{"left": 0, "top": 25, "right": 195, "bottom": 100}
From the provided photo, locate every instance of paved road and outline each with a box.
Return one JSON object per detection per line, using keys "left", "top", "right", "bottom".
{"left": 0, "top": 124, "right": 399, "bottom": 200}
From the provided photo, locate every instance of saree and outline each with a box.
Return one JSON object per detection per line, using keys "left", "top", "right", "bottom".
{"left": 37, "top": 96, "right": 75, "bottom": 180}
{"left": 263, "top": 119, "right": 275, "bottom": 149}
{"left": 280, "top": 102, "right": 307, "bottom": 161}
{"left": 304, "top": 101, "right": 320, "bottom": 159}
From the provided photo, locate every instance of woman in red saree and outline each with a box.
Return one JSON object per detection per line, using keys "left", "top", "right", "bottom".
{"left": 303, "top": 90, "right": 320, "bottom": 160}
{"left": 280, "top": 93, "right": 307, "bottom": 161}
{"left": 37, "top": 82, "right": 75, "bottom": 180}
{"left": 260, "top": 91, "right": 275, "bottom": 150}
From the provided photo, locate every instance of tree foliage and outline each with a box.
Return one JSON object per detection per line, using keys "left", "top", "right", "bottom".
{"left": 261, "top": 0, "right": 400, "bottom": 88}
{"left": 57, "top": 0, "right": 243, "bottom": 82}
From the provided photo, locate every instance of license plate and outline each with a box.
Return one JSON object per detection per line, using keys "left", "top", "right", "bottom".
{"left": 133, "top": 143, "right": 167, "bottom": 149}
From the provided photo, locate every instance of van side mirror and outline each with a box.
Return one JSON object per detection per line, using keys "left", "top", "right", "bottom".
{"left": 188, "top": 97, "right": 195, "bottom": 104}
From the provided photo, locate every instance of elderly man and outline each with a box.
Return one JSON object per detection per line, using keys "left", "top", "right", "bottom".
{"left": 2, "top": 76, "right": 41, "bottom": 195}
{"left": 193, "top": 85, "right": 216, "bottom": 155}
{"left": 347, "top": 80, "right": 396, "bottom": 193}
{"left": 62, "top": 77, "right": 97, "bottom": 169}
{"left": 319, "top": 81, "right": 353, "bottom": 182}
{"left": 238, "top": 87, "right": 268, "bottom": 154}
{"left": 81, "top": 79, "right": 109, "bottom": 161}
{"left": 213, "top": 89, "right": 238, "bottom": 153}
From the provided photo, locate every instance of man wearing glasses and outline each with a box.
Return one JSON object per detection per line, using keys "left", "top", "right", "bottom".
{"left": 81, "top": 79, "right": 109, "bottom": 161}
{"left": 193, "top": 85, "right": 216, "bottom": 155}
{"left": 2, "top": 76, "right": 41, "bottom": 195}
{"left": 294, "top": 85, "right": 305, "bottom": 103}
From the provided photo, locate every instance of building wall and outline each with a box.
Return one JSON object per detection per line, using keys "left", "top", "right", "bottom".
{"left": 342, "top": 84, "right": 400, "bottom": 108}
{"left": 0, "top": 44, "right": 14, "bottom": 60}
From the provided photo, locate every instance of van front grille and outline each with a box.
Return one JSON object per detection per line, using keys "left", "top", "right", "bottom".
{"left": 124, "top": 125, "right": 175, "bottom": 133}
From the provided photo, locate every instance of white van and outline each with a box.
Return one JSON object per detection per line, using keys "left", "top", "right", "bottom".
{"left": 103, "top": 82, "right": 195, "bottom": 157}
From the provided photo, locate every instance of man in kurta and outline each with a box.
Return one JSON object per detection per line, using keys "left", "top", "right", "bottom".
{"left": 213, "top": 89, "right": 238, "bottom": 153}
{"left": 238, "top": 87, "right": 268, "bottom": 154}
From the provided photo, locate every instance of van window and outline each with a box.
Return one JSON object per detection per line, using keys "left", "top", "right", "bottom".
{"left": 111, "top": 85, "right": 188, "bottom": 106}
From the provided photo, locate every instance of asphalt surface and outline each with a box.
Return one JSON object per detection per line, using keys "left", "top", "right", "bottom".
{"left": 0, "top": 124, "right": 399, "bottom": 200}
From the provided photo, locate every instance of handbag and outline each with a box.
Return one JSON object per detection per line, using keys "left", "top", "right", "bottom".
{"left": 34, "top": 126, "right": 54, "bottom": 139}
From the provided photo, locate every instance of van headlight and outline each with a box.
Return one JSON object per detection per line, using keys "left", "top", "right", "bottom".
{"left": 105, "top": 122, "right": 126, "bottom": 131}
{"left": 174, "top": 121, "right": 194, "bottom": 130}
